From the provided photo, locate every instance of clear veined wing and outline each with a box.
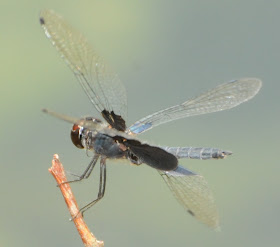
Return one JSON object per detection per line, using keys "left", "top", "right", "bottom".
{"left": 128, "top": 78, "right": 262, "bottom": 134}
{"left": 40, "top": 10, "right": 127, "bottom": 131}
{"left": 42, "top": 109, "right": 108, "bottom": 131}
{"left": 158, "top": 166, "right": 219, "bottom": 229}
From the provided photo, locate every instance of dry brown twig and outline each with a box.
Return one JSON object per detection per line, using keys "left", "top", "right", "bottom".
{"left": 49, "top": 154, "right": 104, "bottom": 247}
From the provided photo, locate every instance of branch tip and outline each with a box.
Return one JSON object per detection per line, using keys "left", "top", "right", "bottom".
{"left": 48, "top": 154, "right": 104, "bottom": 247}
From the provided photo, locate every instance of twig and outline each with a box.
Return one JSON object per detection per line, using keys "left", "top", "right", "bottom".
{"left": 49, "top": 154, "right": 104, "bottom": 247}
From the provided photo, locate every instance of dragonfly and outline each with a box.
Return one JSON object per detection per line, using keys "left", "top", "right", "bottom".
{"left": 40, "top": 9, "right": 262, "bottom": 230}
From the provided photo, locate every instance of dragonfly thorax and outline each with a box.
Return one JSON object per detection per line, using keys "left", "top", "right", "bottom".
{"left": 70, "top": 117, "right": 126, "bottom": 159}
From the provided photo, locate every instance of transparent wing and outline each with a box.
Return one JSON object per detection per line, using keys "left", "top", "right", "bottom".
{"left": 42, "top": 109, "right": 107, "bottom": 131}
{"left": 40, "top": 9, "right": 127, "bottom": 121}
{"left": 158, "top": 166, "right": 219, "bottom": 229}
{"left": 129, "top": 78, "right": 262, "bottom": 134}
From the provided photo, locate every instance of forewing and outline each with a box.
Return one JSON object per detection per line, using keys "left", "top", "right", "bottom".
{"left": 158, "top": 166, "right": 219, "bottom": 229}
{"left": 40, "top": 10, "right": 127, "bottom": 130}
{"left": 42, "top": 109, "right": 107, "bottom": 131}
{"left": 129, "top": 78, "right": 262, "bottom": 134}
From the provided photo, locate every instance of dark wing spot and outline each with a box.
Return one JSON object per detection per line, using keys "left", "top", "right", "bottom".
{"left": 187, "top": 210, "right": 195, "bottom": 217}
{"left": 101, "top": 110, "right": 126, "bottom": 131}
{"left": 39, "top": 17, "right": 45, "bottom": 25}
{"left": 124, "top": 139, "right": 178, "bottom": 170}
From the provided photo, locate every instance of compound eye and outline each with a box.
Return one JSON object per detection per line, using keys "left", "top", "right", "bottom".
{"left": 71, "top": 124, "right": 84, "bottom": 149}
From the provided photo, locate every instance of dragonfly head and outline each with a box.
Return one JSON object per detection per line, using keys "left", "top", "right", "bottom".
{"left": 71, "top": 124, "right": 84, "bottom": 149}
{"left": 71, "top": 117, "right": 103, "bottom": 149}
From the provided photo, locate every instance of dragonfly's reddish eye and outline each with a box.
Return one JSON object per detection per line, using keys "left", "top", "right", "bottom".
{"left": 71, "top": 124, "right": 84, "bottom": 149}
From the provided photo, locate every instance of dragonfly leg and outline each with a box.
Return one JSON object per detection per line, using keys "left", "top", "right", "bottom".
{"left": 76, "top": 156, "right": 107, "bottom": 217}
{"left": 59, "top": 154, "right": 99, "bottom": 185}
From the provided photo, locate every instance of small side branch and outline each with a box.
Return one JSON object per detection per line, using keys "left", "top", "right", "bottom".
{"left": 48, "top": 154, "right": 104, "bottom": 247}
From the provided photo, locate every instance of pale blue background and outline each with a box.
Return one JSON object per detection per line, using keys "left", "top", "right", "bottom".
{"left": 0, "top": 1, "right": 279, "bottom": 246}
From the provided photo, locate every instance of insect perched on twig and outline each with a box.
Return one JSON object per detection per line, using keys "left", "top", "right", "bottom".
{"left": 40, "top": 9, "right": 262, "bottom": 230}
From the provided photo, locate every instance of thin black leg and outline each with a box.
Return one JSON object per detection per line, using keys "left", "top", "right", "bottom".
{"left": 61, "top": 154, "right": 99, "bottom": 185}
{"left": 78, "top": 156, "right": 107, "bottom": 217}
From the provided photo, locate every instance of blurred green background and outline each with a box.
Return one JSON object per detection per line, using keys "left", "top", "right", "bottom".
{"left": 0, "top": 0, "right": 279, "bottom": 246}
